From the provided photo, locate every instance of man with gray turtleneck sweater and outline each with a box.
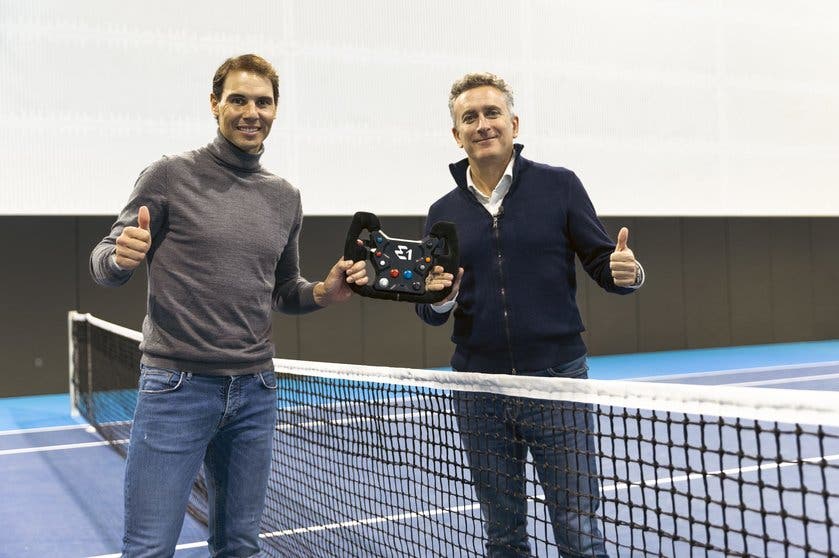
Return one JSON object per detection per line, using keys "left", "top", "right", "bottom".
{"left": 90, "top": 54, "right": 367, "bottom": 558}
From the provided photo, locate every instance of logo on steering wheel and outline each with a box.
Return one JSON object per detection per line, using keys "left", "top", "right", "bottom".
{"left": 394, "top": 245, "right": 413, "bottom": 260}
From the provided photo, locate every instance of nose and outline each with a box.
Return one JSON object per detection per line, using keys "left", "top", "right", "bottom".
{"left": 476, "top": 113, "right": 490, "bottom": 132}
{"left": 242, "top": 100, "right": 258, "bottom": 119}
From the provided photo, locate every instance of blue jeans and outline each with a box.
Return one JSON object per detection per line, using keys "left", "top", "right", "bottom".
{"left": 122, "top": 365, "right": 278, "bottom": 558}
{"left": 452, "top": 355, "right": 609, "bottom": 558}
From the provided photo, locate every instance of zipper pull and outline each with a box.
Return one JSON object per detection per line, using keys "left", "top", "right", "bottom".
{"left": 492, "top": 205, "right": 504, "bottom": 229}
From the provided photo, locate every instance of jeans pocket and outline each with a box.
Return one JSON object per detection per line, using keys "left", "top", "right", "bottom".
{"left": 545, "top": 355, "right": 589, "bottom": 379}
{"left": 139, "top": 368, "right": 185, "bottom": 394}
{"left": 257, "top": 370, "right": 278, "bottom": 390}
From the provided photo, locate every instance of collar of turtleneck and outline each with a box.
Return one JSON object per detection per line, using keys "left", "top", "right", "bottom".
{"left": 207, "top": 129, "right": 264, "bottom": 172}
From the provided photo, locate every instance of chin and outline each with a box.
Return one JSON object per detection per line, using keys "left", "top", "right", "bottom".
{"left": 474, "top": 150, "right": 503, "bottom": 160}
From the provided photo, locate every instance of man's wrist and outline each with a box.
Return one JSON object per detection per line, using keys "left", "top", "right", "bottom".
{"left": 111, "top": 251, "right": 127, "bottom": 272}
{"left": 631, "top": 262, "right": 645, "bottom": 288}
{"left": 431, "top": 296, "right": 457, "bottom": 313}
{"left": 313, "top": 282, "right": 328, "bottom": 307}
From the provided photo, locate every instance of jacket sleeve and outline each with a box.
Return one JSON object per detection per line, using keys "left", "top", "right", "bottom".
{"left": 416, "top": 301, "right": 453, "bottom": 326}
{"left": 566, "top": 171, "right": 635, "bottom": 295}
{"left": 89, "top": 160, "right": 168, "bottom": 288}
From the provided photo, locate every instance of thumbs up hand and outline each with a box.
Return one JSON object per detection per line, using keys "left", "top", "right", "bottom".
{"left": 114, "top": 205, "right": 152, "bottom": 270}
{"left": 609, "top": 227, "right": 639, "bottom": 287}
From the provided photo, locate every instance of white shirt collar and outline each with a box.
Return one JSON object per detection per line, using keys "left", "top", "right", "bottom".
{"left": 466, "top": 156, "right": 515, "bottom": 202}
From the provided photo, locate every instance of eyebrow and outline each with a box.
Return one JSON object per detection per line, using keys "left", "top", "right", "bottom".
{"left": 461, "top": 105, "right": 502, "bottom": 118}
{"left": 227, "top": 93, "right": 274, "bottom": 103}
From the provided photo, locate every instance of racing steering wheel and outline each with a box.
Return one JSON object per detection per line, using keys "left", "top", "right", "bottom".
{"left": 343, "top": 212, "right": 459, "bottom": 303}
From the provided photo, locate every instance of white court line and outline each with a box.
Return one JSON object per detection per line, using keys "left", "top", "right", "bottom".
{"left": 0, "top": 423, "right": 92, "bottom": 436}
{"left": 2, "top": 413, "right": 432, "bottom": 454}
{"left": 0, "top": 439, "right": 128, "bottom": 456}
{"left": 597, "top": 452, "right": 839, "bottom": 495}
{"left": 726, "top": 372, "right": 839, "bottom": 387}
{"left": 629, "top": 360, "right": 839, "bottom": 382}
{"left": 84, "top": 451, "right": 839, "bottom": 557}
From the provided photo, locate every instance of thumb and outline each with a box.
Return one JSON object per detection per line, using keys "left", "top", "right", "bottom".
{"left": 138, "top": 206, "right": 151, "bottom": 231}
{"left": 616, "top": 227, "right": 629, "bottom": 252}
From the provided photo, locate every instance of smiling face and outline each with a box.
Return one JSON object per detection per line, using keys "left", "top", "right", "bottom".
{"left": 210, "top": 70, "right": 277, "bottom": 154}
{"left": 451, "top": 85, "right": 518, "bottom": 167}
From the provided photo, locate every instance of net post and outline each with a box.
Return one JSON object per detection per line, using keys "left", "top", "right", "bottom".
{"left": 67, "top": 310, "right": 80, "bottom": 417}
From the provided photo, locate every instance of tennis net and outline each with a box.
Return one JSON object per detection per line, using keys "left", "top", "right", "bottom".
{"left": 69, "top": 311, "right": 839, "bottom": 557}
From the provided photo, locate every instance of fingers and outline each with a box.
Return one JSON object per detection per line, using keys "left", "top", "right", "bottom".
{"left": 115, "top": 222, "right": 152, "bottom": 270}
{"left": 610, "top": 269, "right": 636, "bottom": 286}
{"left": 610, "top": 255, "right": 637, "bottom": 286}
{"left": 342, "top": 258, "right": 368, "bottom": 285}
{"left": 425, "top": 265, "right": 461, "bottom": 292}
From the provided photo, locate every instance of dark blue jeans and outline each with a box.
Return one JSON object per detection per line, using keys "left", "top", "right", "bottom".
{"left": 452, "top": 355, "right": 609, "bottom": 558}
{"left": 122, "top": 365, "right": 278, "bottom": 558}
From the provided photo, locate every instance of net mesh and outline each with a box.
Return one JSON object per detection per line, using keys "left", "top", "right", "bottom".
{"left": 69, "top": 312, "right": 839, "bottom": 557}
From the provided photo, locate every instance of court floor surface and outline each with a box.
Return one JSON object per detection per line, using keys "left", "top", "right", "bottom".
{"left": 3, "top": 340, "right": 839, "bottom": 558}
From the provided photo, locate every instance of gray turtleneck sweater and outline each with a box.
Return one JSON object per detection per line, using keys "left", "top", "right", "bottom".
{"left": 90, "top": 131, "right": 320, "bottom": 374}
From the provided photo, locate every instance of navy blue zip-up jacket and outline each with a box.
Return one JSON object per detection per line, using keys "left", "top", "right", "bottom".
{"left": 416, "top": 144, "right": 635, "bottom": 373}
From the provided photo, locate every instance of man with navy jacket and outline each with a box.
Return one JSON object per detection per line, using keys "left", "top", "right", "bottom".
{"left": 418, "top": 72, "right": 644, "bottom": 558}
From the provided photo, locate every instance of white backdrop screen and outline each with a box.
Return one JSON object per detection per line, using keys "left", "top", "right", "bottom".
{"left": 1, "top": 1, "right": 837, "bottom": 216}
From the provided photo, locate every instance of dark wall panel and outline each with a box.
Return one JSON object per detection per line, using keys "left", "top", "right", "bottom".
{"left": 634, "top": 218, "right": 686, "bottom": 353}
{"left": 297, "top": 216, "right": 363, "bottom": 364}
{"left": 727, "top": 219, "right": 773, "bottom": 345}
{"left": 811, "top": 218, "right": 839, "bottom": 340}
{"left": 423, "top": 317, "right": 455, "bottom": 368}
{"left": 3, "top": 215, "right": 839, "bottom": 397}
{"left": 683, "top": 218, "right": 731, "bottom": 348}
{"left": 271, "top": 314, "right": 300, "bottom": 360}
{"left": 770, "top": 219, "right": 814, "bottom": 342}
{"left": 1, "top": 218, "right": 77, "bottom": 396}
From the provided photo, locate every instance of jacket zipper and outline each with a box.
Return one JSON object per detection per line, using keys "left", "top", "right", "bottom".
{"left": 492, "top": 210, "right": 517, "bottom": 374}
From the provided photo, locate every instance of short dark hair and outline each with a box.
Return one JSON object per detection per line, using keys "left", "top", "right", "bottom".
{"left": 449, "top": 72, "right": 515, "bottom": 124}
{"left": 212, "top": 54, "right": 279, "bottom": 104}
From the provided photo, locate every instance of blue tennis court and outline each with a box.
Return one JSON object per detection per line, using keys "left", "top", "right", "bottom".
{"left": 2, "top": 340, "right": 839, "bottom": 558}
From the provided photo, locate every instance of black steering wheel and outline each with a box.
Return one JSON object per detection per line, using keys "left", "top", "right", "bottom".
{"left": 344, "top": 212, "right": 459, "bottom": 303}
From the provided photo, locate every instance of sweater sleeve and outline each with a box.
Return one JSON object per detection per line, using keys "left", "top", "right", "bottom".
{"left": 271, "top": 191, "right": 319, "bottom": 314}
{"left": 566, "top": 171, "right": 635, "bottom": 295}
{"left": 89, "top": 160, "right": 168, "bottom": 288}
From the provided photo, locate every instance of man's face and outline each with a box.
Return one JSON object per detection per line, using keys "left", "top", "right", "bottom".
{"left": 211, "top": 70, "right": 277, "bottom": 154}
{"left": 451, "top": 85, "right": 518, "bottom": 166}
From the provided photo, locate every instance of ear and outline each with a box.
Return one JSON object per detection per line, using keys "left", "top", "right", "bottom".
{"left": 512, "top": 114, "right": 519, "bottom": 138}
{"left": 210, "top": 93, "right": 220, "bottom": 118}
{"left": 452, "top": 126, "right": 463, "bottom": 148}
